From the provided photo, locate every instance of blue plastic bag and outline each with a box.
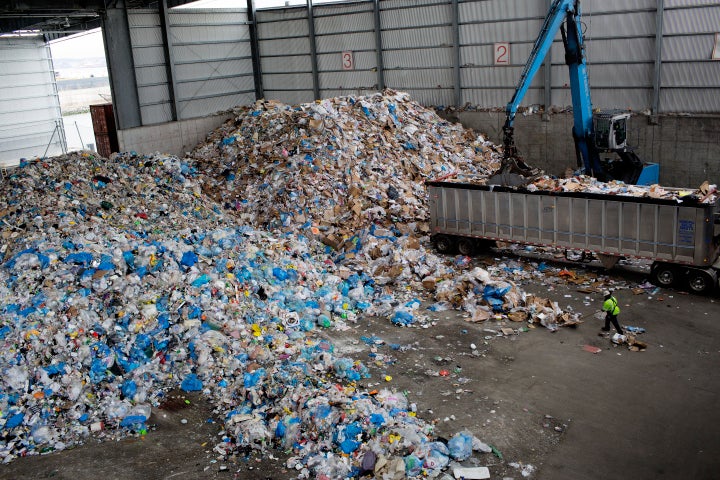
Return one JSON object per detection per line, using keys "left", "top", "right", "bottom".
{"left": 391, "top": 310, "right": 414, "bottom": 326}
{"left": 181, "top": 373, "right": 203, "bottom": 392}
{"left": 448, "top": 431, "right": 473, "bottom": 460}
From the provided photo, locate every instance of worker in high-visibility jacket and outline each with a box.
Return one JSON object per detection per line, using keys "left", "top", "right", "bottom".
{"left": 601, "top": 290, "right": 624, "bottom": 334}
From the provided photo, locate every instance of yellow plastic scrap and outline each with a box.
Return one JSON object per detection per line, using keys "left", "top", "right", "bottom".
{"left": 251, "top": 324, "right": 262, "bottom": 337}
{"left": 24, "top": 329, "right": 40, "bottom": 339}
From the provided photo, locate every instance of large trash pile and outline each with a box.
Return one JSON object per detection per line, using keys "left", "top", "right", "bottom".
{"left": 190, "top": 89, "right": 500, "bottom": 238}
{"left": 0, "top": 150, "right": 562, "bottom": 477}
{"left": 0, "top": 90, "right": 586, "bottom": 477}
{"left": 189, "top": 89, "right": 574, "bottom": 327}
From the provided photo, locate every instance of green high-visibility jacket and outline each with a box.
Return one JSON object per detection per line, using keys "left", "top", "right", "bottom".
{"left": 602, "top": 296, "right": 620, "bottom": 315}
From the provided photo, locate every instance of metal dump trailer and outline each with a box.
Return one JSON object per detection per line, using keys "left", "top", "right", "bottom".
{"left": 427, "top": 179, "right": 720, "bottom": 294}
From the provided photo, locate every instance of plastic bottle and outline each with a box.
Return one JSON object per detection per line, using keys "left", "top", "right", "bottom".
{"left": 317, "top": 313, "right": 332, "bottom": 328}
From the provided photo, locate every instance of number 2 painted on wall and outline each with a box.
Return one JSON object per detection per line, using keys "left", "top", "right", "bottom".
{"left": 494, "top": 43, "right": 510, "bottom": 65}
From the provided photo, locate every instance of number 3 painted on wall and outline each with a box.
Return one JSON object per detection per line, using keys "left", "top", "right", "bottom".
{"left": 342, "top": 51, "right": 354, "bottom": 70}
{"left": 494, "top": 43, "right": 510, "bottom": 65}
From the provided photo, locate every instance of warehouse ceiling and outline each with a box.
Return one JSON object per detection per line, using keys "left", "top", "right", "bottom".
{"left": 0, "top": 0, "right": 196, "bottom": 40}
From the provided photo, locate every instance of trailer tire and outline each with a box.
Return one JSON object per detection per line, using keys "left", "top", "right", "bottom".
{"left": 457, "top": 239, "right": 475, "bottom": 256}
{"left": 686, "top": 270, "right": 715, "bottom": 295}
{"left": 650, "top": 264, "right": 677, "bottom": 288}
{"left": 434, "top": 235, "right": 455, "bottom": 254}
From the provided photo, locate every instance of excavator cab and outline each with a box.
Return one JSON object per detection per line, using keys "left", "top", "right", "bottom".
{"left": 591, "top": 110, "right": 645, "bottom": 185}
{"left": 593, "top": 111, "right": 629, "bottom": 151}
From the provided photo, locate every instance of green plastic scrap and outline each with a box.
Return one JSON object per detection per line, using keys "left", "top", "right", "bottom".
{"left": 490, "top": 444, "right": 503, "bottom": 460}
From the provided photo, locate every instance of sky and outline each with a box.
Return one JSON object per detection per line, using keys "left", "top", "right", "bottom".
{"left": 50, "top": 30, "right": 105, "bottom": 60}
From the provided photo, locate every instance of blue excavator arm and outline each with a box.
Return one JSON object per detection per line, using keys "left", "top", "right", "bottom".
{"left": 497, "top": 0, "right": 605, "bottom": 180}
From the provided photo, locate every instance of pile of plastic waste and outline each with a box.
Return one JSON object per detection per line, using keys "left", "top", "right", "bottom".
{"left": 0, "top": 151, "right": 543, "bottom": 476}
{"left": 0, "top": 90, "right": 579, "bottom": 476}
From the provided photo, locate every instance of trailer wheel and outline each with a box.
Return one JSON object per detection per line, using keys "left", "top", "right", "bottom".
{"left": 457, "top": 239, "right": 475, "bottom": 256}
{"left": 434, "top": 235, "right": 455, "bottom": 254}
{"left": 650, "top": 264, "right": 676, "bottom": 288}
{"left": 686, "top": 270, "right": 715, "bottom": 295}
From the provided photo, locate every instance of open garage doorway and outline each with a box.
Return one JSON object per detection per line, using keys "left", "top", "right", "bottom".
{"left": 49, "top": 28, "right": 112, "bottom": 154}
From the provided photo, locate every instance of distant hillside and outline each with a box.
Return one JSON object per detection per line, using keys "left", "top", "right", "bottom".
{"left": 53, "top": 56, "right": 108, "bottom": 80}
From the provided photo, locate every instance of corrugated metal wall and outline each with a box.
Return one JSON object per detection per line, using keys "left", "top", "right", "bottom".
{"left": 252, "top": 0, "right": 720, "bottom": 114}
{"left": 119, "top": 0, "right": 720, "bottom": 121}
{"left": 170, "top": 9, "right": 255, "bottom": 119}
{"left": 460, "top": 0, "right": 549, "bottom": 107}
{"left": 314, "top": 2, "right": 378, "bottom": 98}
{"left": 128, "top": 10, "right": 171, "bottom": 125}
{"left": 257, "top": 7, "right": 315, "bottom": 105}
{"left": 380, "top": 0, "right": 455, "bottom": 106}
{"left": 661, "top": 1, "right": 720, "bottom": 112}
{"left": 459, "top": 0, "right": 720, "bottom": 112}
{"left": 128, "top": 8, "right": 254, "bottom": 126}
{"left": 0, "top": 36, "right": 65, "bottom": 166}
{"left": 550, "top": 0, "right": 658, "bottom": 111}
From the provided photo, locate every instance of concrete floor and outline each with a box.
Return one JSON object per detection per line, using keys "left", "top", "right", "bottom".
{"left": 1, "top": 257, "right": 719, "bottom": 480}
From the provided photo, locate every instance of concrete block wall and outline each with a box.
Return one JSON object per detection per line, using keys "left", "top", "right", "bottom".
{"left": 444, "top": 112, "right": 720, "bottom": 188}
{"left": 117, "top": 113, "right": 234, "bottom": 158}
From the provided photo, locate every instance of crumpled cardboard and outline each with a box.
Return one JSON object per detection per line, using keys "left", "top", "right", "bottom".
{"left": 374, "top": 455, "right": 406, "bottom": 479}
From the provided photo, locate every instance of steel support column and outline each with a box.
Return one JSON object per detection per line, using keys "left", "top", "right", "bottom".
{"left": 101, "top": 0, "right": 141, "bottom": 129}
{"left": 247, "top": 0, "right": 264, "bottom": 100}
{"left": 158, "top": 0, "right": 178, "bottom": 121}
{"left": 452, "top": 0, "right": 461, "bottom": 106}
{"left": 651, "top": 0, "right": 664, "bottom": 122}
{"left": 373, "top": 0, "right": 385, "bottom": 91}
{"left": 306, "top": 0, "right": 320, "bottom": 100}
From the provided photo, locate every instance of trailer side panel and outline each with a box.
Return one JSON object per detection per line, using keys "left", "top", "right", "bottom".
{"left": 428, "top": 183, "right": 718, "bottom": 266}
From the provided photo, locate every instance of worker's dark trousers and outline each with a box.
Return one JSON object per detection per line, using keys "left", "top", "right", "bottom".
{"left": 605, "top": 313, "right": 623, "bottom": 334}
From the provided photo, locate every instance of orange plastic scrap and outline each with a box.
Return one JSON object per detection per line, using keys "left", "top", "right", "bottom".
{"left": 582, "top": 345, "right": 602, "bottom": 354}
{"left": 558, "top": 269, "right": 576, "bottom": 279}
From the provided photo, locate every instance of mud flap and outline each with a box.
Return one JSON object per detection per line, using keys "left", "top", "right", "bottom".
{"left": 597, "top": 254, "right": 620, "bottom": 269}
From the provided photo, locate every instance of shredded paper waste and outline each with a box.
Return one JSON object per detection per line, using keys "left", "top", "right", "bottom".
{"left": 0, "top": 89, "right": 709, "bottom": 477}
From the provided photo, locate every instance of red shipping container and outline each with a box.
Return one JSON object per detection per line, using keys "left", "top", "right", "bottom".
{"left": 90, "top": 103, "right": 119, "bottom": 157}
